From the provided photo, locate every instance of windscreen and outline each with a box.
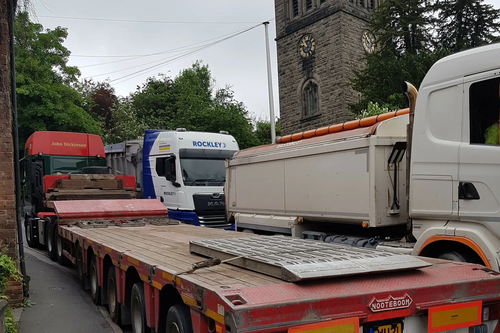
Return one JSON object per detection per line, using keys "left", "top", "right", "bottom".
{"left": 50, "top": 156, "right": 106, "bottom": 174}
{"left": 180, "top": 158, "right": 226, "bottom": 186}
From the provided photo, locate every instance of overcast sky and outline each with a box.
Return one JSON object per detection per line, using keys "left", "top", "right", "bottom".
{"left": 31, "top": 0, "right": 500, "bottom": 122}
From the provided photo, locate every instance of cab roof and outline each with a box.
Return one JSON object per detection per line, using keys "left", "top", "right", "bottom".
{"left": 24, "top": 131, "right": 105, "bottom": 157}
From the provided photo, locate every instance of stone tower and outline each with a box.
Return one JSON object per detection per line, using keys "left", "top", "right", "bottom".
{"left": 274, "top": 0, "right": 380, "bottom": 135}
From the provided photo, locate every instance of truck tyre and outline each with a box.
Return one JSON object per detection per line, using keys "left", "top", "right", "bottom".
{"left": 90, "top": 255, "right": 101, "bottom": 305}
{"left": 56, "top": 232, "right": 70, "bottom": 266}
{"left": 46, "top": 221, "right": 57, "bottom": 261}
{"left": 25, "top": 216, "right": 39, "bottom": 248}
{"left": 76, "top": 245, "right": 86, "bottom": 289}
{"left": 107, "top": 266, "right": 121, "bottom": 324}
{"left": 438, "top": 251, "right": 469, "bottom": 262}
{"left": 131, "top": 282, "right": 148, "bottom": 333}
{"left": 165, "top": 304, "right": 193, "bottom": 333}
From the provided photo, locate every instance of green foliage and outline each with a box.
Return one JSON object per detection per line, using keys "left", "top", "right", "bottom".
{"left": 350, "top": 0, "right": 500, "bottom": 116}
{"left": 0, "top": 252, "right": 21, "bottom": 333}
{"left": 102, "top": 97, "right": 147, "bottom": 145}
{"left": 21, "top": 297, "right": 34, "bottom": 307}
{"left": 371, "top": 0, "right": 433, "bottom": 55}
{"left": 357, "top": 102, "right": 390, "bottom": 119}
{"left": 5, "top": 307, "right": 16, "bottom": 333}
{"left": 14, "top": 12, "right": 101, "bottom": 146}
{"left": 254, "top": 119, "right": 281, "bottom": 145}
{"left": 77, "top": 79, "right": 117, "bottom": 130}
{"left": 0, "top": 253, "right": 21, "bottom": 295}
{"left": 127, "top": 62, "right": 259, "bottom": 149}
{"left": 434, "top": 0, "right": 500, "bottom": 52}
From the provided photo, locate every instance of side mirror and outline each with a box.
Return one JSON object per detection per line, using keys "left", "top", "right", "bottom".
{"left": 172, "top": 181, "right": 181, "bottom": 188}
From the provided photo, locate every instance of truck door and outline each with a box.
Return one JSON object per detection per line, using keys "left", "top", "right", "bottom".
{"left": 458, "top": 70, "right": 500, "bottom": 225}
{"left": 154, "top": 156, "right": 179, "bottom": 209}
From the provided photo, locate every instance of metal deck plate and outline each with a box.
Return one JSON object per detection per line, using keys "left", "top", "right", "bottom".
{"left": 189, "top": 236, "right": 431, "bottom": 282}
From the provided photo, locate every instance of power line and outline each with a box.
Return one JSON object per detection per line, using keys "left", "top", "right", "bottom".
{"left": 39, "top": 15, "right": 261, "bottom": 25}
{"left": 78, "top": 27, "right": 258, "bottom": 68}
{"left": 82, "top": 24, "right": 260, "bottom": 79}
{"left": 110, "top": 23, "right": 262, "bottom": 85}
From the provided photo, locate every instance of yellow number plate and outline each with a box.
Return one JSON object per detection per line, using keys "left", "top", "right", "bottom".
{"left": 288, "top": 318, "right": 359, "bottom": 333}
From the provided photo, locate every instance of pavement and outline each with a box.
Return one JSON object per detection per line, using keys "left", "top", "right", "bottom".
{"left": 15, "top": 246, "right": 127, "bottom": 333}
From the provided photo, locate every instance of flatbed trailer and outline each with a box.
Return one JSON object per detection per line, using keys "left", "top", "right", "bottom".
{"left": 48, "top": 199, "right": 500, "bottom": 333}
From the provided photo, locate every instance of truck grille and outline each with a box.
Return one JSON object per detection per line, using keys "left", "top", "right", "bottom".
{"left": 193, "top": 193, "right": 230, "bottom": 228}
{"left": 198, "top": 215, "right": 231, "bottom": 228}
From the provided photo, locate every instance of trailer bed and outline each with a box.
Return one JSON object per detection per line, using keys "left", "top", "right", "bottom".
{"left": 63, "top": 223, "right": 281, "bottom": 287}
{"left": 60, "top": 221, "right": 500, "bottom": 332}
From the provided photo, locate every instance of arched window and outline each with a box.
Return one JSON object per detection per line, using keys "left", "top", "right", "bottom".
{"left": 303, "top": 81, "right": 319, "bottom": 117}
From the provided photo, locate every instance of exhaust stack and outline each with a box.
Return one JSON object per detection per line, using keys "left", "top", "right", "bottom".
{"left": 402, "top": 81, "right": 418, "bottom": 208}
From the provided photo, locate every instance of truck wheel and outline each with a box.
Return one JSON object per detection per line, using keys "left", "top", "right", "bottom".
{"left": 131, "top": 282, "right": 148, "bottom": 333}
{"left": 438, "top": 251, "right": 469, "bottom": 262}
{"left": 165, "top": 304, "right": 193, "bottom": 333}
{"left": 25, "top": 217, "right": 38, "bottom": 248}
{"left": 90, "top": 256, "right": 101, "bottom": 305}
{"left": 56, "top": 232, "right": 70, "bottom": 266}
{"left": 107, "top": 266, "right": 121, "bottom": 324}
{"left": 76, "top": 245, "right": 86, "bottom": 289}
{"left": 46, "top": 221, "right": 57, "bottom": 261}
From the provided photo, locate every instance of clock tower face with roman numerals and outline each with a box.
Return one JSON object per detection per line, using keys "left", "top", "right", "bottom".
{"left": 274, "top": 0, "right": 379, "bottom": 136}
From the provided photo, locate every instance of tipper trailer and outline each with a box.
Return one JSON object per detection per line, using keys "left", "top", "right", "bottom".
{"left": 45, "top": 198, "right": 500, "bottom": 333}
{"left": 225, "top": 42, "right": 500, "bottom": 270}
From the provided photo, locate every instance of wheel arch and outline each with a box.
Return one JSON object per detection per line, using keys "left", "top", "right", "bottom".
{"left": 157, "top": 284, "right": 185, "bottom": 332}
{"left": 101, "top": 254, "right": 113, "bottom": 305}
{"left": 416, "top": 236, "right": 490, "bottom": 268}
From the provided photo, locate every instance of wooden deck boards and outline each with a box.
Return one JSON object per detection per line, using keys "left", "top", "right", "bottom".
{"left": 66, "top": 224, "right": 281, "bottom": 288}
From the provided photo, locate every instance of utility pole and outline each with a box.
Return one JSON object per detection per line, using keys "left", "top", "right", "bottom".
{"left": 263, "top": 22, "right": 276, "bottom": 144}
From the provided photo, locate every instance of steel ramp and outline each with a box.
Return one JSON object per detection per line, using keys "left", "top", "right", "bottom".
{"left": 189, "top": 235, "right": 431, "bottom": 282}
{"left": 50, "top": 199, "right": 168, "bottom": 220}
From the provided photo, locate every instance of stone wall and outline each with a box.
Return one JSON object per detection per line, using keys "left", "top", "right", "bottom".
{"left": 0, "top": 1, "right": 23, "bottom": 306}
{"left": 275, "top": 0, "right": 373, "bottom": 135}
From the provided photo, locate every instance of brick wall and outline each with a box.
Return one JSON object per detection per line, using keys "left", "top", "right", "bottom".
{"left": 0, "top": 2, "right": 23, "bottom": 306}
{"left": 275, "top": 0, "right": 373, "bottom": 135}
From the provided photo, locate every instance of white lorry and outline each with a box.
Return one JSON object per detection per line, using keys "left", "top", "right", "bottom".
{"left": 105, "top": 129, "right": 239, "bottom": 229}
{"left": 226, "top": 42, "right": 500, "bottom": 270}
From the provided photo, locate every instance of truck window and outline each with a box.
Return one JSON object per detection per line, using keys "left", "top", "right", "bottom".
{"left": 156, "top": 157, "right": 175, "bottom": 181}
{"left": 156, "top": 157, "right": 167, "bottom": 177}
{"left": 469, "top": 77, "right": 500, "bottom": 145}
{"left": 52, "top": 157, "right": 89, "bottom": 174}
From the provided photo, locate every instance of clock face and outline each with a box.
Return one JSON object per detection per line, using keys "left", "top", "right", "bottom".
{"left": 299, "top": 34, "right": 316, "bottom": 58}
{"left": 362, "top": 31, "right": 375, "bottom": 54}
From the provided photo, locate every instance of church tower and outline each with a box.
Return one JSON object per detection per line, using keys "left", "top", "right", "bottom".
{"left": 274, "top": 0, "right": 379, "bottom": 135}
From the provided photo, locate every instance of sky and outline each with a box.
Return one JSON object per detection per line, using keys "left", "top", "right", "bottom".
{"left": 31, "top": 0, "right": 279, "bottom": 121}
{"left": 31, "top": 0, "right": 500, "bottom": 122}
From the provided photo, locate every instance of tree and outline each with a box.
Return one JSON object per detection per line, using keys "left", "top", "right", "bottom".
{"left": 350, "top": 0, "right": 436, "bottom": 114}
{"left": 14, "top": 12, "right": 101, "bottom": 146}
{"left": 371, "top": 0, "right": 433, "bottom": 55}
{"left": 78, "top": 79, "right": 117, "bottom": 130}
{"left": 350, "top": 0, "right": 500, "bottom": 116}
{"left": 435, "top": 0, "right": 500, "bottom": 52}
{"left": 351, "top": 48, "right": 446, "bottom": 114}
{"left": 129, "top": 62, "right": 259, "bottom": 149}
{"left": 102, "top": 97, "right": 147, "bottom": 145}
{"left": 254, "top": 119, "right": 281, "bottom": 145}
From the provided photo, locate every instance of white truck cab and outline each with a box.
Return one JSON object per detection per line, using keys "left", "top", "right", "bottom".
{"left": 106, "top": 129, "right": 239, "bottom": 229}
